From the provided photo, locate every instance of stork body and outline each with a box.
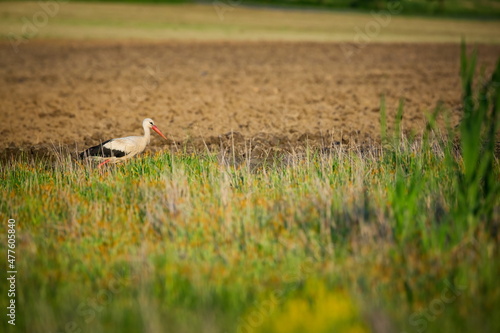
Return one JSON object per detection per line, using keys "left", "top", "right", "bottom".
{"left": 79, "top": 118, "right": 168, "bottom": 167}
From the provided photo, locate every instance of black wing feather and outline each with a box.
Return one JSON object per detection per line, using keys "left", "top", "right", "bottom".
{"left": 79, "top": 139, "right": 127, "bottom": 159}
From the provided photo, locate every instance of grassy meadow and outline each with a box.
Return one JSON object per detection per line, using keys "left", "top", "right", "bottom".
{"left": 215, "top": 0, "right": 500, "bottom": 18}
{"left": 14, "top": 0, "right": 500, "bottom": 18}
{"left": 1, "top": 1, "right": 500, "bottom": 43}
{"left": 1, "top": 46, "right": 499, "bottom": 332}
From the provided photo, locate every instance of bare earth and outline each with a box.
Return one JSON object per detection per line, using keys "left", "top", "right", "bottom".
{"left": 1, "top": 41, "right": 499, "bottom": 155}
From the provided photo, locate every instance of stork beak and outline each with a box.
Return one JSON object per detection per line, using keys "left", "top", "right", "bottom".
{"left": 152, "top": 125, "right": 168, "bottom": 141}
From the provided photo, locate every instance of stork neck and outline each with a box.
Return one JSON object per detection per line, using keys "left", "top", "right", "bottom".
{"left": 143, "top": 124, "right": 151, "bottom": 144}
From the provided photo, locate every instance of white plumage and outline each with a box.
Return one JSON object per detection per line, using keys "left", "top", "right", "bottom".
{"left": 79, "top": 118, "right": 168, "bottom": 167}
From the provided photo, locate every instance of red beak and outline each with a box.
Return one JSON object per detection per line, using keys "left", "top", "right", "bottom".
{"left": 152, "top": 125, "right": 168, "bottom": 141}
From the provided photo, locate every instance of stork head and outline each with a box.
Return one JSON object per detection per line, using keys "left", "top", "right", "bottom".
{"left": 143, "top": 118, "right": 168, "bottom": 141}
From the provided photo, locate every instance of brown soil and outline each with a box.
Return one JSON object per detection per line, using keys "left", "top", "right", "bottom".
{"left": 1, "top": 41, "right": 499, "bottom": 157}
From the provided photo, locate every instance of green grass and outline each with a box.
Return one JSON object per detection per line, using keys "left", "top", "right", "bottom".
{"left": 73, "top": 0, "right": 500, "bottom": 19}
{"left": 237, "top": 0, "right": 500, "bottom": 19}
{"left": 1, "top": 45, "right": 499, "bottom": 333}
{"left": 2, "top": 2, "right": 500, "bottom": 43}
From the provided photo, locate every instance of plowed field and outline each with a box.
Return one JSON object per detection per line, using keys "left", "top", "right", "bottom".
{"left": 1, "top": 41, "right": 499, "bottom": 156}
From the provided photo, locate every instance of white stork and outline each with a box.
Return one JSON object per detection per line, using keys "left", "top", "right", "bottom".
{"left": 79, "top": 118, "right": 168, "bottom": 167}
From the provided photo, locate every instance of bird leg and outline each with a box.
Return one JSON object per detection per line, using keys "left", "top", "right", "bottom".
{"left": 98, "top": 159, "right": 112, "bottom": 168}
